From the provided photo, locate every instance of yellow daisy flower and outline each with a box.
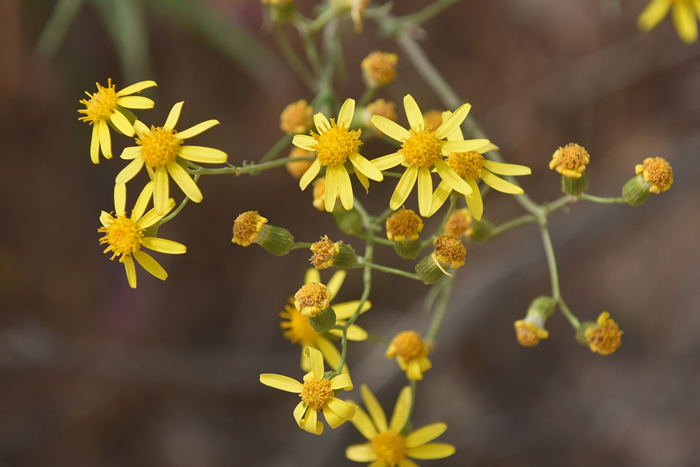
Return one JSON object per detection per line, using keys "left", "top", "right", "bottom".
{"left": 585, "top": 312, "right": 623, "bottom": 356}
{"left": 428, "top": 110, "right": 530, "bottom": 220}
{"left": 292, "top": 98, "right": 384, "bottom": 212}
{"left": 638, "top": 0, "right": 700, "bottom": 44}
{"left": 386, "top": 331, "right": 432, "bottom": 381}
{"left": 281, "top": 269, "right": 370, "bottom": 372}
{"left": 79, "top": 79, "right": 157, "bottom": 164}
{"left": 370, "top": 95, "right": 489, "bottom": 217}
{"left": 346, "top": 385, "right": 456, "bottom": 467}
{"left": 260, "top": 347, "right": 356, "bottom": 435}
{"left": 116, "top": 102, "right": 228, "bottom": 215}
{"left": 98, "top": 182, "right": 186, "bottom": 288}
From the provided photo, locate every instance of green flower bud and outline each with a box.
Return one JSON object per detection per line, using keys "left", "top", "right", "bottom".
{"left": 622, "top": 174, "right": 651, "bottom": 206}
{"left": 562, "top": 172, "right": 588, "bottom": 196}
{"left": 308, "top": 306, "right": 337, "bottom": 333}
{"left": 393, "top": 238, "right": 422, "bottom": 260}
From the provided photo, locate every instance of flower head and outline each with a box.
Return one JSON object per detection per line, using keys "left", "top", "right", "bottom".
{"left": 585, "top": 312, "right": 623, "bottom": 355}
{"left": 635, "top": 157, "right": 673, "bottom": 193}
{"left": 443, "top": 208, "right": 473, "bottom": 238}
{"left": 260, "top": 347, "right": 356, "bottom": 435}
{"left": 638, "top": 0, "right": 700, "bottom": 44}
{"left": 295, "top": 282, "right": 332, "bottom": 318}
{"left": 365, "top": 99, "right": 398, "bottom": 137}
{"left": 79, "top": 79, "right": 157, "bottom": 164}
{"left": 346, "top": 385, "right": 455, "bottom": 466}
{"left": 98, "top": 182, "right": 186, "bottom": 288}
{"left": 282, "top": 269, "right": 370, "bottom": 371}
{"left": 293, "top": 99, "right": 383, "bottom": 212}
{"left": 385, "top": 208, "right": 423, "bottom": 242}
{"left": 371, "top": 95, "right": 491, "bottom": 216}
{"left": 116, "top": 102, "right": 228, "bottom": 215}
{"left": 280, "top": 99, "right": 313, "bottom": 134}
{"left": 433, "top": 234, "right": 466, "bottom": 269}
{"left": 549, "top": 143, "right": 590, "bottom": 179}
{"left": 514, "top": 318, "right": 549, "bottom": 347}
{"left": 232, "top": 211, "right": 267, "bottom": 246}
{"left": 422, "top": 110, "right": 443, "bottom": 131}
{"left": 361, "top": 51, "right": 398, "bottom": 88}
{"left": 286, "top": 147, "right": 315, "bottom": 179}
{"left": 429, "top": 110, "right": 530, "bottom": 220}
{"left": 310, "top": 236, "right": 340, "bottom": 269}
{"left": 386, "top": 331, "right": 432, "bottom": 380}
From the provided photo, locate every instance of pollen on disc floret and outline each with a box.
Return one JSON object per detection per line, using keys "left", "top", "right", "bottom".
{"left": 79, "top": 80, "right": 118, "bottom": 123}
{"left": 313, "top": 119, "right": 362, "bottom": 167}
{"left": 294, "top": 282, "right": 332, "bottom": 317}
{"left": 514, "top": 319, "right": 548, "bottom": 347}
{"left": 447, "top": 150, "right": 484, "bottom": 180}
{"left": 232, "top": 211, "right": 268, "bottom": 247}
{"left": 549, "top": 143, "right": 590, "bottom": 178}
{"left": 385, "top": 207, "right": 423, "bottom": 242}
{"left": 585, "top": 312, "right": 623, "bottom": 355}
{"left": 389, "top": 331, "right": 429, "bottom": 361}
{"left": 300, "top": 378, "right": 335, "bottom": 411}
{"left": 99, "top": 214, "right": 144, "bottom": 261}
{"left": 280, "top": 99, "right": 313, "bottom": 135}
{"left": 636, "top": 157, "right": 673, "bottom": 193}
{"left": 372, "top": 430, "right": 408, "bottom": 466}
{"left": 310, "top": 236, "right": 340, "bottom": 269}
{"left": 138, "top": 126, "right": 182, "bottom": 169}
{"left": 401, "top": 128, "right": 443, "bottom": 168}
{"left": 433, "top": 234, "right": 466, "bottom": 268}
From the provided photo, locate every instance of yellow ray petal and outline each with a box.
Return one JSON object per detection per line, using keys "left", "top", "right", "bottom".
{"left": 259, "top": 374, "right": 304, "bottom": 392}
{"left": 406, "top": 443, "right": 456, "bottom": 460}
{"left": 345, "top": 324, "right": 368, "bottom": 341}
{"left": 330, "top": 373, "right": 353, "bottom": 390}
{"left": 405, "top": 423, "right": 447, "bottom": 448}
{"left": 176, "top": 120, "right": 220, "bottom": 140}
{"left": 482, "top": 160, "right": 531, "bottom": 176}
{"left": 371, "top": 116, "right": 409, "bottom": 141}
{"left": 293, "top": 134, "right": 317, "bottom": 151}
{"left": 398, "top": 459, "right": 420, "bottom": 467}
{"left": 115, "top": 157, "right": 145, "bottom": 184}
{"left": 465, "top": 178, "right": 483, "bottom": 221}
{"left": 301, "top": 405, "right": 323, "bottom": 435}
{"left": 299, "top": 159, "right": 321, "bottom": 190}
{"left": 428, "top": 180, "right": 452, "bottom": 217}
{"left": 314, "top": 112, "right": 331, "bottom": 132}
{"left": 327, "top": 270, "right": 346, "bottom": 297}
{"left": 98, "top": 121, "right": 112, "bottom": 159}
{"left": 476, "top": 142, "right": 499, "bottom": 154}
{"left": 99, "top": 211, "right": 110, "bottom": 227}
{"left": 315, "top": 336, "right": 345, "bottom": 374}
{"left": 349, "top": 406, "right": 378, "bottom": 440}
{"left": 435, "top": 103, "right": 470, "bottom": 140}
{"left": 481, "top": 169, "right": 523, "bottom": 194}
{"left": 133, "top": 250, "right": 167, "bottom": 280}
{"left": 131, "top": 181, "right": 154, "bottom": 221}
{"left": 294, "top": 401, "right": 307, "bottom": 426}
{"left": 110, "top": 109, "right": 135, "bottom": 136}
{"left": 389, "top": 386, "right": 412, "bottom": 432}
{"left": 117, "top": 96, "right": 154, "bottom": 109}
{"left": 346, "top": 444, "right": 377, "bottom": 462}
{"left": 133, "top": 120, "right": 149, "bottom": 138}
{"left": 117, "top": 80, "right": 157, "bottom": 96}
{"left": 167, "top": 162, "right": 203, "bottom": 202}
{"left": 638, "top": 0, "right": 672, "bottom": 31}
{"left": 406, "top": 360, "right": 423, "bottom": 380}
{"left": 338, "top": 98, "right": 355, "bottom": 127}
{"left": 403, "top": 94, "right": 424, "bottom": 130}
{"left": 114, "top": 183, "right": 126, "bottom": 216}
{"left": 371, "top": 152, "right": 404, "bottom": 171}
{"left": 417, "top": 167, "right": 433, "bottom": 217}
{"left": 304, "top": 268, "right": 321, "bottom": 285}
{"left": 124, "top": 255, "right": 137, "bottom": 288}
{"left": 349, "top": 152, "right": 383, "bottom": 181}
{"left": 326, "top": 398, "right": 356, "bottom": 420}
{"left": 360, "top": 384, "right": 388, "bottom": 432}
{"left": 323, "top": 404, "right": 345, "bottom": 428}
{"left": 434, "top": 159, "right": 471, "bottom": 195}
{"left": 336, "top": 166, "right": 354, "bottom": 210}
{"left": 164, "top": 102, "right": 184, "bottom": 129}
{"left": 325, "top": 165, "right": 339, "bottom": 212}
{"left": 142, "top": 237, "right": 187, "bottom": 254}
{"left": 332, "top": 299, "right": 371, "bottom": 319}
{"left": 138, "top": 201, "right": 174, "bottom": 229}
{"left": 673, "top": 1, "right": 698, "bottom": 43}
{"left": 154, "top": 166, "right": 170, "bottom": 216}
{"left": 178, "top": 146, "right": 228, "bottom": 164}
{"left": 90, "top": 125, "right": 100, "bottom": 164}
{"left": 389, "top": 166, "right": 418, "bottom": 210}
{"left": 304, "top": 346, "right": 325, "bottom": 380}
{"left": 121, "top": 146, "right": 140, "bottom": 160}
{"left": 441, "top": 139, "right": 490, "bottom": 153}
{"left": 356, "top": 169, "right": 370, "bottom": 193}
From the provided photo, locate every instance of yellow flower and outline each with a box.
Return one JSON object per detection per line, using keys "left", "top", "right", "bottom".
{"left": 361, "top": 51, "right": 398, "bottom": 88}
{"left": 116, "top": 102, "right": 228, "bottom": 215}
{"left": 514, "top": 319, "right": 549, "bottom": 347}
{"left": 293, "top": 99, "right": 383, "bottom": 212}
{"left": 232, "top": 211, "right": 267, "bottom": 247}
{"left": 78, "top": 79, "right": 156, "bottom": 164}
{"left": 386, "top": 331, "right": 432, "bottom": 380}
{"left": 371, "top": 95, "right": 490, "bottom": 217}
{"left": 346, "top": 385, "right": 456, "bottom": 466}
{"left": 282, "top": 269, "right": 370, "bottom": 372}
{"left": 385, "top": 208, "right": 423, "bottom": 242}
{"left": 638, "top": 0, "right": 700, "bottom": 44}
{"left": 260, "top": 347, "right": 356, "bottom": 435}
{"left": 432, "top": 234, "right": 466, "bottom": 269}
{"left": 443, "top": 208, "right": 473, "bottom": 238}
{"left": 585, "top": 312, "right": 623, "bottom": 355}
{"left": 549, "top": 143, "right": 590, "bottom": 178}
{"left": 635, "top": 157, "right": 673, "bottom": 193}
{"left": 422, "top": 110, "right": 443, "bottom": 131}
{"left": 98, "top": 182, "right": 186, "bottom": 288}
{"left": 429, "top": 110, "right": 530, "bottom": 220}
{"left": 280, "top": 99, "right": 313, "bottom": 134}
{"left": 365, "top": 99, "right": 399, "bottom": 137}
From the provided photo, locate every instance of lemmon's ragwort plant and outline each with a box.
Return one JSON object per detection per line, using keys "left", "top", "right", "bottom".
{"left": 79, "top": 0, "right": 675, "bottom": 461}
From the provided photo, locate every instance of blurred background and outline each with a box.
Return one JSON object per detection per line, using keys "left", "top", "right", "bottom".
{"left": 2, "top": 0, "right": 700, "bottom": 465}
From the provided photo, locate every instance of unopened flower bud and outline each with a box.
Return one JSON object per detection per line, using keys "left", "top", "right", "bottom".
{"left": 622, "top": 157, "right": 673, "bottom": 205}
{"left": 415, "top": 234, "right": 466, "bottom": 284}
{"left": 550, "top": 143, "right": 590, "bottom": 196}
{"left": 280, "top": 99, "right": 313, "bottom": 134}
{"left": 232, "top": 211, "right": 294, "bottom": 256}
{"left": 386, "top": 208, "right": 423, "bottom": 259}
{"left": 513, "top": 296, "right": 556, "bottom": 347}
{"left": 310, "top": 236, "right": 357, "bottom": 269}
{"left": 361, "top": 51, "right": 398, "bottom": 88}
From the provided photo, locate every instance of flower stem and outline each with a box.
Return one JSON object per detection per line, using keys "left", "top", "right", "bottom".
{"left": 491, "top": 214, "right": 538, "bottom": 237}
{"left": 557, "top": 297, "right": 580, "bottom": 329}
{"left": 358, "top": 86, "right": 377, "bottom": 107}
{"left": 579, "top": 193, "right": 627, "bottom": 204}
{"left": 185, "top": 155, "right": 315, "bottom": 175}
{"left": 158, "top": 174, "right": 200, "bottom": 225}
{"left": 362, "top": 261, "right": 419, "bottom": 280}
{"left": 271, "top": 25, "right": 319, "bottom": 93}
{"left": 365, "top": 334, "right": 391, "bottom": 345}
{"left": 258, "top": 134, "right": 293, "bottom": 163}
{"left": 290, "top": 242, "right": 312, "bottom": 250}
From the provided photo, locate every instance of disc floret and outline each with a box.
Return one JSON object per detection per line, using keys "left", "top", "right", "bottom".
{"left": 137, "top": 126, "right": 182, "bottom": 169}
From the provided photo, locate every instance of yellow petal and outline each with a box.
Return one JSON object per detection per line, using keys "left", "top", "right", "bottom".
{"left": 114, "top": 183, "right": 126, "bottom": 216}
{"left": 124, "top": 255, "right": 137, "bottom": 288}
{"left": 403, "top": 94, "right": 424, "bottom": 130}
{"left": 131, "top": 181, "right": 155, "bottom": 221}
{"left": 406, "top": 359, "right": 423, "bottom": 380}
{"left": 304, "top": 346, "right": 325, "bottom": 380}
{"left": 482, "top": 160, "right": 531, "bottom": 176}
{"left": 338, "top": 98, "right": 355, "bottom": 127}
{"left": 435, "top": 159, "right": 471, "bottom": 195}
{"left": 110, "top": 109, "right": 135, "bottom": 136}
{"left": 315, "top": 336, "right": 346, "bottom": 374}
{"left": 326, "top": 398, "right": 356, "bottom": 420}
{"left": 371, "top": 116, "right": 409, "bottom": 141}
{"left": 325, "top": 165, "right": 339, "bottom": 212}
{"left": 638, "top": 0, "right": 672, "bottom": 31}
{"left": 293, "top": 134, "right": 317, "bottom": 151}
{"left": 465, "top": 179, "right": 483, "bottom": 221}
{"left": 167, "top": 162, "right": 203, "bottom": 202}
{"left": 673, "top": 1, "right": 698, "bottom": 43}
{"left": 405, "top": 423, "right": 447, "bottom": 448}
{"left": 398, "top": 459, "right": 420, "bottom": 467}
{"left": 304, "top": 268, "right": 321, "bottom": 285}
{"left": 301, "top": 406, "right": 323, "bottom": 435}
{"left": 389, "top": 166, "right": 418, "bottom": 210}
{"left": 346, "top": 444, "right": 378, "bottom": 462}
{"left": 418, "top": 357, "right": 432, "bottom": 372}
{"left": 133, "top": 120, "right": 149, "bottom": 138}
{"left": 371, "top": 152, "right": 404, "bottom": 171}
{"left": 330, "top": 373, "right": 353, "bottom": 390}
{"left": 133, "top": 250, "right": 167, "bottom": 280}
{"left": 165, "top": 102, "right": 184, "bottom": 129}
{"left": 356, "top": 169, "right": 370, "bottom": 193}
{"left": 293, "top": 401, "right": 307, "bottom": 425}
{"left": 90, "top": 125, "right": 100, "bottom": 164}
{"left": 175, "top": 120, "right": 219, "bottom": 140}
{"left": 98, "top": 121, "right": 112, "bottom": 159}
{"left": 314, "top": 112, "right": 331, "bottom": 132}
{"left": 178, "top": 146, "right": 228, "bottom": 164}
{"left": 117, "top": 96, "right": 154, "bottom": 109}
{"left": 99, "top": 211, "right": 110, "bottom": 227}
{"left": 360, "top": 384, "right": 388, "bottom": 432}
{"left": 476, "top": 142, "right": 499, "bottom": 154}
{"left": 117, "top": 80, "right": 157, "bottom": 96}
{"left": 121, "top": 146, "right": 140, "bottom": 160}
{"left": 481, "top": 169, "right": 523, "bottom": 194}
{"left": 441, "top": 139, "right": 489, "bottom": 153}
{"left": 349, "top": 152, "right": 383, "bottom": 181}
{"left": 435, "top": 103, "right": 470, "bottom": 140}
{"left": 259, "top": 374, "right": 303, "bottom": 393}
{"left": 327, "top": 270, "right": 346, "bottom": 298}
{"left": 138, "top": 199, "right": 175, "bottom": 229}
{"left": 142, "top": 237, "right": 187, "bottom": 254}
{"left": 349, "top": 406, "right": 378, "bottom": 440}
{"left": 115, "top": 157, "right": 145, "bottom": 184}
{"left": 406, "top": 443, "right": 456, "bottom": 459}
{"left": 154, "top": 166, "right": 170, "bottom": 216}
{"left": 428, "top": 180, "right": 452, "bottom": 217}
{"left": 336, "top": 166, "right": 354, "bottom": 210}
{"left": 344, "top": 324, "right": 368, "bottom": 341}
{"left": 389, "top": 386, "right": 412, "bottom": 432}
{"left": 417, "top": 167, "right": 433, "bottom": 217}
{"left": 332, "top": 300, "right": 371, "bottom": 319}
{"left": 323, "top": 404, "right": 345, "bottom": 428}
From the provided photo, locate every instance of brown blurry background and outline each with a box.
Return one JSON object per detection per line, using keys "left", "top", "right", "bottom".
{"left": 1, "top": 0, "right": 700, "bottom": 465}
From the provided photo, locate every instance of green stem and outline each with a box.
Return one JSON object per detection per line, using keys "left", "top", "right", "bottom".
{"left": 383, "top": 0, "right": 462, "bottom": 35}
{"left": 491, "top": 214, "right": 538, "bottom": 237}
{"left": 557, "top": 297, "right": 580, "bottom": 329}
{"left": 381, "top": 171, "right": 403, "bottom": 178}
{"left": 355, "top": 233, "right": 394, "bottom": 246}
{"left": 271, "top": 25, "right": 319, "bottom": 92}
{"left": 158, "top": 174, "right": 200, "bottom": 225}
{"left": 538, "top": 222, "right": 560, "bottom": 300}
{"left": 258, "top": 134, "right": 294, "bottom": 164}
{"left": 290, "top": 242, "right": 312, "bottom": 250}
{"left": 425, "top": 275, "right": 454, "bottom": 345}
{"left": 295, "top": 19, "right": 323, "bottom": 78}
{"left": 362, "top": 262, "right": 420, "bottom": 280}
{"left": 579, "top": 193, "right": 627, "bottom": 204}
{"left": 365, "top": 334, "right": 391, "bottom": 345}
{"left": 185, "top": 155, "right": 314, "bottom": 175}
{"left": 406, "top": 379, "right": 418, "bottom": 432}
{"left": 358, "top": 87, "right": 377, "bottom": 107}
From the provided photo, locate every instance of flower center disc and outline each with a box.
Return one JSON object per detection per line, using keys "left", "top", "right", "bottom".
{"left": 314, "top": 120, "right": 362, "bottom": 167}
{"left": 138, "top": 127, "right": 182, "bottom": 169}
{"left": 392, "top": 331, "right": 428, "bottom": 360}
{"left": 81, "top": 85, "right": 118, "bottom": 122}
{"left": 401, "top": 129, "right": 443, "bottom": 168}
{"left": 99, "top": 214, "right": 143, "bottom": 259}
{"left": 447, "top": 151, "right": 483, "bottom": 180}
{"left": 372, "top": 430, "right": 407, "bottom": 466}
{"left": 300, "top": 378, "right": 334, "bottom": 411}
